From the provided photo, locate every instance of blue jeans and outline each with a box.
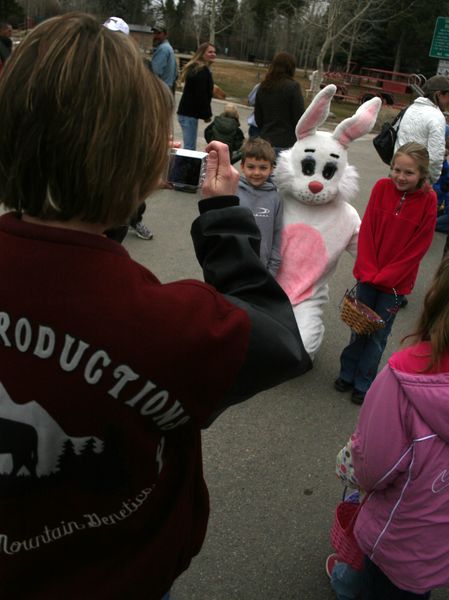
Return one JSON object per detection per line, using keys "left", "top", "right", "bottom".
{"left": 339, "top": 283, "right": 403, "bottom": 393}
{"left": 248, "top": 124, "right": 261, "bottom": 138}
{"left": 436, "top": 213, "right": 449, "bottom": 234}
{"left": 177, "top": 115, "right": 198, "bottom": 150}
{"left": 331, "top": 561, "right": 363, "bottom": 600}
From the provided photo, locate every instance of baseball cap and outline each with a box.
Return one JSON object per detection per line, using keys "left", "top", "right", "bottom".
{"left": 423, "top": 75, "right": 449, "bottom": 93}
{"left": 103, "top": 17, "right": 130, "bottom": 36}
{"left": 151, "top": 23, "right": 167, "bottom": 33}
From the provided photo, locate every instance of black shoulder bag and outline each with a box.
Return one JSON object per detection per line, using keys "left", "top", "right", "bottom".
{"left": 372, "top": 107, "right": 408, "bottom": 165}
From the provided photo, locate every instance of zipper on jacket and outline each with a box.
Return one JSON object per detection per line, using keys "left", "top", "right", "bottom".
{"left": 395, "top": 192, "right": 407, "bottom": 215}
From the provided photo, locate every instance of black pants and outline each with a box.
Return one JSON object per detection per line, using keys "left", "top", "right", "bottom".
{"left": 362, "top": 557, "right": 431, "bottom": 599}
{"left": 129, "top": 202, "right": 146, "bottom": 228}
{"left": 105, "top": 203, "right": 146, "bottom": 243}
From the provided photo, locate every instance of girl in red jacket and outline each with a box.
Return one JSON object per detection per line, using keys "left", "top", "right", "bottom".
{"left": 335, "top": 142, "right": 437, "bottom": 405}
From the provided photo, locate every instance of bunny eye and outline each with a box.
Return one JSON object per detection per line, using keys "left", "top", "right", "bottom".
{"left": 301, "top": 157, "right": 315, "bottom": 176}
{"left": 323, "top": 162, "right": 338, "bottom": 180}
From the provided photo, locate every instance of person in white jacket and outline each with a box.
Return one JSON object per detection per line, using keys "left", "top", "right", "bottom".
{"left": 395, "top": 75, "right": 449, "bottom": 183}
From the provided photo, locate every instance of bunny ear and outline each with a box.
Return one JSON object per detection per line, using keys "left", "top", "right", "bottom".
{"left": 295, "top": 84, "right": 336, "bottom": 140}
{"left": 333, "top": 96, "right": 382, "bottom": 147}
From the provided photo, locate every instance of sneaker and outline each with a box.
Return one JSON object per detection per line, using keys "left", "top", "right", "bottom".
{"left": 334, "top": 377, "right": 353, "bottom": 393}
{"left": 132, "top": 222, "right": 153, "bottom": 240}
{"left": 325, "top": 553, "right": 340, "bottom": 579}
{"left": 351, "top": 389, "right": 366, "bottom": 405}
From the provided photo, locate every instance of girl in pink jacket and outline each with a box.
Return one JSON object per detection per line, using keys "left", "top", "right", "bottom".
{"left": 351, "top": 255, "right": 449, "bottom": 598}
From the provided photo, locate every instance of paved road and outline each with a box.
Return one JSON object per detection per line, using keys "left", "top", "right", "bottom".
{"left": 123, "top": 98, "right": 449, "bottom": 600}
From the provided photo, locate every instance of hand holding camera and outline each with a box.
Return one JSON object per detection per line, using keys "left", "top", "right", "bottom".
{"left": 201, "top": 141, "right": 239, "bottom": 199}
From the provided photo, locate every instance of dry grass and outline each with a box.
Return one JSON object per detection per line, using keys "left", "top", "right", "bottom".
{"left": 210, "top": 60, "right": 383, "bottom": 124}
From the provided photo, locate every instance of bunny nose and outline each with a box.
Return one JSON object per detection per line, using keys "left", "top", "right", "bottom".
{"left": 308, "top": 181, "right": 324, "bottom": 194}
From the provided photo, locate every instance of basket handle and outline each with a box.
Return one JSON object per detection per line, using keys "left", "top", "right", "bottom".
{"left": 384, "top": 287, "right": 400, "bottom": 321}
{"left": 339, "top": 283, "right": 358, "bottom": 308}
{"left": 342, "top": 486, "right": 367, "bottom": 529}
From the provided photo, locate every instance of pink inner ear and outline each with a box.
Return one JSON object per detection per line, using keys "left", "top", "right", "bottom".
{"left": 297, "top": 95, "right": 332, "bottom": 139}
{"left": 337, "top": 104, "right": 379, "bottom": 147}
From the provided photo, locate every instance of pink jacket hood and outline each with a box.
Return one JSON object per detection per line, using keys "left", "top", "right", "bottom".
{"left": 391, "top": 343, "right": 449, "bottom": 443}
{"left": 352, "top": 343, "right": 449, "bottom": 594}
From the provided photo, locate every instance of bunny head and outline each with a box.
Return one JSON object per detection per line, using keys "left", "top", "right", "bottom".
{"left": 274, "top": 85, "right": 381, "bottom": 207}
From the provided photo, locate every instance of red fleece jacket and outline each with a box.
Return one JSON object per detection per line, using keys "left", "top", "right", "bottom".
{"left": 353, "top": 178, "right": 437, "bottom": 295}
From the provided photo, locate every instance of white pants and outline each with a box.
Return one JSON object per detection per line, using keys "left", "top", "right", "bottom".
{"left": 292, "top": 285, "right": 329, "bottom": 359}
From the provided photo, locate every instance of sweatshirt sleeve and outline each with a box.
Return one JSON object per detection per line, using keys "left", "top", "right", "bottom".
{"left": 267, "top": 196, "right": 283, "bottom": 276}
{"left": 191, "top": 196, "right": 312, "bottom": 417}
{"left": 354, "top": 184, "right": 381, "bottom": 280}
{"left": 351, "top": 365, "right": 412, "bottom": 491}
{"left": 254, "top": 93, "right": 264, "bottom": 131}
{"left": 291, "top": 81, "right": 305, "bottom": 127}
{"left": 427, "top": 116, "right": 446, "bottom": 184}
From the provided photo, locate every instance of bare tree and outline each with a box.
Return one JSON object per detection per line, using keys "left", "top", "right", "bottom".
{"left": 302, "top": 0, "right": 420, "bottom": 92}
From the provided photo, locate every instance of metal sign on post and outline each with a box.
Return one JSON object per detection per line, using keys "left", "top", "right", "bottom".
{"left": 430, "top": 17, "right": 449, "bottom": 59}
{"left": 437, "top": 59, "right": 449, "bottom": 76}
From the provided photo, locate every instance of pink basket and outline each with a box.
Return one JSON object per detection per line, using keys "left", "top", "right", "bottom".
{"left": 330, "top": 501, "right": 364, "bottom": 571}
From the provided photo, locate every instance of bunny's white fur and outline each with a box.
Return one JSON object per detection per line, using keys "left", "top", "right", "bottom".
{"left": 274, "top": 85, "right": 381, "bottom": 358}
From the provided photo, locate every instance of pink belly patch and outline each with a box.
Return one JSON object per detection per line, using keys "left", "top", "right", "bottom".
{"left": 276, "top": 223, "right": 328, "bottom": 304}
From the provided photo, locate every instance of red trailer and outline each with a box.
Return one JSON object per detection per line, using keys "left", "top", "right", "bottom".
{"left": 321, "top": 67, "right": 426, "bottom": 107}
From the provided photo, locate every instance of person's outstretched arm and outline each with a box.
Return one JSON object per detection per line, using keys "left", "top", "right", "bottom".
{"left": 191, "top": 142, "right": 312, "bottom": 420}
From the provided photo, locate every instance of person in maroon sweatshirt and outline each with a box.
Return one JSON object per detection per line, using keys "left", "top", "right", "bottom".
{"left": 0, "top": 13, "right": 311, "bottom": 600}
{"left": 335, "top": 142, "right": 436, "bottom": 406}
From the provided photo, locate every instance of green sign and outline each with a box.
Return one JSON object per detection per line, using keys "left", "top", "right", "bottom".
{"left": 430, "top": 17, "right": 449, "bottom": 59}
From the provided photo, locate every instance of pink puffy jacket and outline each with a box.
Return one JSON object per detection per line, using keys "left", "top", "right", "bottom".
{"left": 352, "top": 342, "right": 449, "bottom": 594}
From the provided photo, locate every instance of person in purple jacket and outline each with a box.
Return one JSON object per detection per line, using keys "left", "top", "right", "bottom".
{"left": 349, "top": 255, "right": 449, "bottom": 599}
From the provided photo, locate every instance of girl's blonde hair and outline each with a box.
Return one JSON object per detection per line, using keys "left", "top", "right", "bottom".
{"left": 223, "top": 103, "right": 239, "bottom": 121}
{"left": 403, "top": 255, "right": 449, "bottom": 370}
{"left": 392, "top": 142, "right": 429, "bottom": 189}
{"left": 180, "top": 42, "right": 215, "bottom": 82}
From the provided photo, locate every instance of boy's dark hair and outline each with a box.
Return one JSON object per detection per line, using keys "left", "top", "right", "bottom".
{"left": 241, "top": 138, "right": 276, "bottom": 165}
{"left": 0, "top": 13, "right": 172, "bottom": 227}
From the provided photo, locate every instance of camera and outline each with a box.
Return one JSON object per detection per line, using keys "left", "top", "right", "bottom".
{"left": 167, "top": 149, "right": 208, "bottom": 192}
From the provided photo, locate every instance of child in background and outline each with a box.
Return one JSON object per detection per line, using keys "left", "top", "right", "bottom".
{"left": 326, "top": 440, "right": 364, "bottom": 600}
{"left": 204, "top": 102, "right": 244, "bottom": 163}
{"left": 434, "top": 141, "right": 449, "bottom": 234}
{"left": 335, "top": 142, "right": 437, "bottom": 405}
{"left": 238, "top": 138, "right": 283, "bottom": 276}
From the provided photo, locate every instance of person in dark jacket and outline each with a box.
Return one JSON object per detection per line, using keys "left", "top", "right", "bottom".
{"left": 0, "top": 14, "right": 311, "bottom": 599}
{"left": 177, "top": 42, "right": 216, "bottom": 150}
{"left": 0, "top": 22, "right": 12, "bottom": 70}
{"left": 204, "top": 102, "right": 244, "bottom": 162}
{"left": 254, "top": 51, "right": 304, "bottom": 155}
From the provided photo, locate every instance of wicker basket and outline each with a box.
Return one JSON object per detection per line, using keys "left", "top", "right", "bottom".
{"left": 340, "top": 287, "right": 385, "bottom": 335}
{"left": 330, "top": 501, "right": 364, "bottom": 571}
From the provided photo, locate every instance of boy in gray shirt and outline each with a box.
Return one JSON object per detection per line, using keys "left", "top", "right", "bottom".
{"left": 238, "top": 138, "right": 283, "bottom": 275}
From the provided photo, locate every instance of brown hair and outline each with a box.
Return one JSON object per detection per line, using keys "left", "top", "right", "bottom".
{"left": 241, "top": 137, "right": 276, "bottom": 165}
{"left": 403, "top": 256, "right": 449, "bottom": 370}
{"left": 180, "top": 42, "right": 215, "bottom": 81}
{"left": 260, "top": 52, "right": 296, "bottom": 91}
{"left": 392, "top": 142, "right": 429, "bottom": 188}
{"left": 0, "top": 13, "right": 172, "bottom": 227}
